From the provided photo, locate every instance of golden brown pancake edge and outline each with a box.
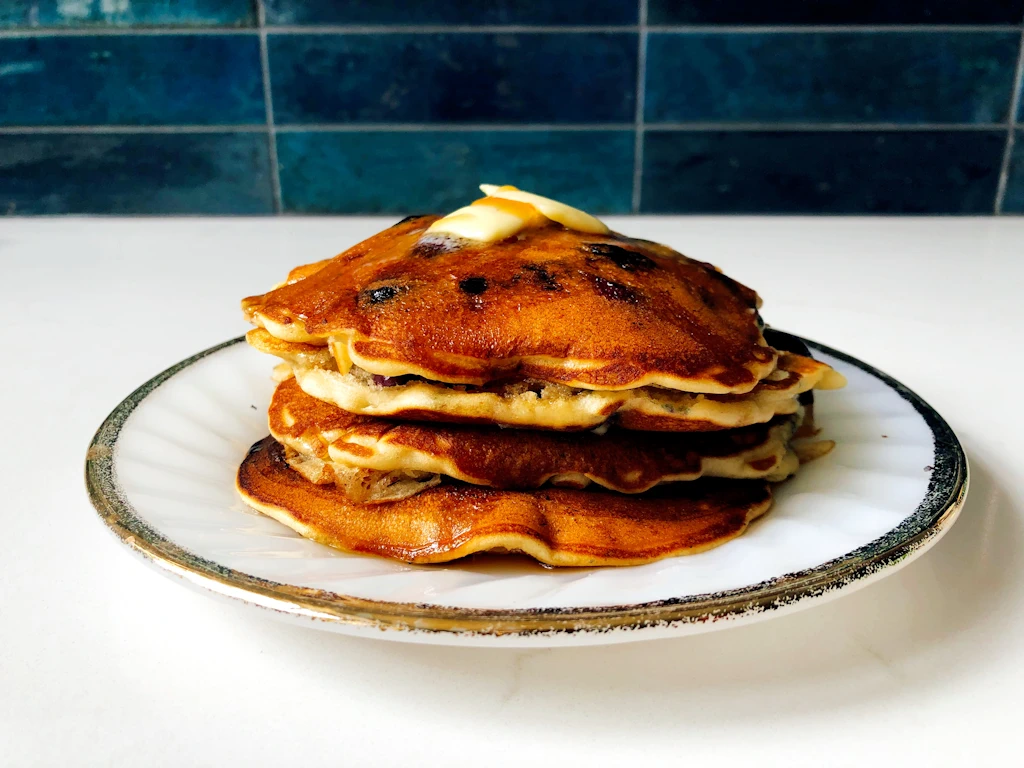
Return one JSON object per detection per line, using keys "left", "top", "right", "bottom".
{"left": 236, "top": 437, "right": 775, "bottom": 567}
{"left": 241, "top": 218, "right": 776, "bottom": 394}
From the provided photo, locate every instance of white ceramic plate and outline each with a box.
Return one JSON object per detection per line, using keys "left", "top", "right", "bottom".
{"left": 86, "top": 336, "right": 967, "bottom": 647}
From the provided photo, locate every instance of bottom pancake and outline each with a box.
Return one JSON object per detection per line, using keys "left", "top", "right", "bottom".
{"left": 236, "top": 437, "right": 774, "bottom": 566}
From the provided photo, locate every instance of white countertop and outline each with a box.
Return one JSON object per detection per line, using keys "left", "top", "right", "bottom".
{"left": 3, "top": 216, "right": 1022, "bottom": 766}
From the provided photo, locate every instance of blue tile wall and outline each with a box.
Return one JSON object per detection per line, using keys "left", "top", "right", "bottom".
{"left": 641, "top": 130, "right": 1006, "bottom": 214}
{"left": 1, "top": 1, "right": 1022, "bottom": 215}
{"left": 0, "top": 1, "right": 255, "bottom": 27}
{"left": 264, "top": 0, "right": 637, "bottom": 26}
{"left": 645, "top": 32, "right": 1019, "bottom": 124}
{"left": 0, "top": 132, "right": 273, "bottom": 213}
{"left": 277, "top": 130, "right": 634, "bottom": 213}
{"left": 647, "top": 1, "right": 1024, "bottom": 25}
{"left": 0, "top": 35, "right": 264, "bottom": 125}
{"left": 269, "top": 33, "right": 637, "bottom": 125}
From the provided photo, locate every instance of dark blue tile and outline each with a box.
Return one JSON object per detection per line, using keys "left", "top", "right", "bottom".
{"left": 1003, "top": 131, "right": 1024, "bottom": 213}
{"left": 641, "top": 130, "right": 1004, "bottom": 214}
{"left": 0, "top": 132, "right": 273, "bottom": 214}
{"left": 645, "top": 32, "right": 1018, "bottom": 124}
{"left": 276, "top": 130, "right": 634, "bottom": 213}
{"left": 0, "top": 35, "right": 264, "bottom": 125}
{"left": 264, "top": 0, "right": 636, "bottom": 25}
{"left": 648, "top": 0, "right": 1024, "bottom": 24}
{"left": 643, "top": 32, "right": 1019, "bottom": 124}
{"left": 269, "top": 33, "right": 636, "bottom": 124}
{"left": 0, "top": 1, "right": 255, "bottom": 27}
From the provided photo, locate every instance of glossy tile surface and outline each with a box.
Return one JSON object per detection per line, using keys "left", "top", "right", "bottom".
{"left": 0, "top": 0, "right": 255, "bottom": 27}
{"left": 645, "top": 32, "right": 1019, "bottom": 124}
{"left": 0, "top": 132, "right": 273, "bottom": 213}
{"left": 269, "top": 33, "right": 637, "bottom": 124}
{"left": 648, "top": 0, "right": 1024, "bottom": 25}
{"left": 1, "top": 1, "right": 1022, "bottom": 215}
{"left": 263, "top": 0, "right": 637, "bottom": 25}
{"left": 641, "top": 130, "right": 1006, "bottom": 214}
{"left": 276, "top": 130, "right": 634, "bottom": 213}
{"left": 0, "top": 35, "right": 264, "bottom": 125}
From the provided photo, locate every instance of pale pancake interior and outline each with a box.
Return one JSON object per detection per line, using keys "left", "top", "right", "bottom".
{"left": 267, "top": 377, "right": 801, "bottom": 502}
{"left": 249, "top": 326, "right": 843, "bottom": 432}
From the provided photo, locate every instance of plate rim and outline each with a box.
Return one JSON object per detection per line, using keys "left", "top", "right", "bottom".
{"left": 85, "top": 335, "right": 968, "bottom": 638}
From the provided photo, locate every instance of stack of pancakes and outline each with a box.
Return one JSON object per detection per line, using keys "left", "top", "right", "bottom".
{"left": 237, "top": 186, "right": 845, "bottom": 566}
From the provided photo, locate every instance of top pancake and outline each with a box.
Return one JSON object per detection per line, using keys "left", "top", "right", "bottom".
{"left": 242, "top": 216, "right": 777, "bottom": 394}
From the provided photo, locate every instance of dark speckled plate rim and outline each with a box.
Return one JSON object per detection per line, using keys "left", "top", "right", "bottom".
{"left": 85, "top": 334, "right": 967, "bottom": 639}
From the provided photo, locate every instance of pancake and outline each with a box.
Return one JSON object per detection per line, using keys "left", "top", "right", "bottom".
{"left": 268, "top": 377, "right": 800, "bottom": 502}
{"left": 242, "top": 213, "right": 779, "bottom": 395}
{"left": 234, "top": 188, "right": 845, "bottom": 567}
{"left": 249, "top": 327, "right": 842, "bottom": 431}
{"left": 237, "top": 437, "right": 775, "bottom": 566}
{"left": 275, "top": 444, "right": 442, "bottom": 503}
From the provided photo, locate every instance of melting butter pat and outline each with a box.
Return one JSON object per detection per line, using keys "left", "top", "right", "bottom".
{"left": 479, "top": 184, "right": 609, "bottom": 235}
{"left": 425, "top": 203, "right": 529, "bottom": 242}
{"left": 425, "top": 184, "right": 608, "bottom": 243}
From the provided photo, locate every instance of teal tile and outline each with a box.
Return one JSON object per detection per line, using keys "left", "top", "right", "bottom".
{"left": 648, "top": 0, "right": 1024, "bottom": 24}
{"left": 265, "top": 0, "right": 636, "bottom": 24}
{"left": 646, "top": 32, "right": 1019, "bottom": 124}
{"left": 641, "top": 130, "right": 1005, "bottom": 214}
{"left": 0, "top": 35, "right": 264, "bottom": 125}
{"left": 0, "top": 0, "right": 255, "bottom": 27}
{"left": 0, "top": 132, "right": 273, "bottom": 214}
{"left": 269, "top": 33, "right": 637, "bottom": 124}
{"left": 276, "top": 130, "right": 634, "bottom": 213}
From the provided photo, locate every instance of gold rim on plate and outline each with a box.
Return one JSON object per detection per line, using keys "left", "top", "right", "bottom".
{"left": 85, "top": 336, "right": 968, "bottom": 639}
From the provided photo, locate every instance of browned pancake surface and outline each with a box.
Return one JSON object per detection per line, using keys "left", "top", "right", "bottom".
{"left": 242, "top": 217, "right": 775, "bottom": 393}
{"left": 236, "top": 437, "right": 774, "bottom": 566}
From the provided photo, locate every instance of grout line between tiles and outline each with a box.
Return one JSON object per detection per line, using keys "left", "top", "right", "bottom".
{"left": 0, "top": 27, "right": 257, "bottom": 37}
{"left": 272, "top": 123, "right": 636, "bottom": 132}
{"left": 256, "top": 1, "right": 282, "bottom": 213}
{"left": 262, "top": 24, "right": 637, "bottom": 34}
{"left": 0, "top": 25, "right": 634, "bottom": 37}
{"left": 0, "top": 24, "right": 1020, "bottom": 38}
{"left": 994, "top": 30, "right": 1024, "bottom": 213}
{"left": 631, "top": 0, "right": 648, "bottom": 213}
{"left": 644, "top": 122, "right": 1008, "bottom": 131}
{"left": 643, "top": 24, "right": 1022, "bottom": 34}
{"left": 0, "top": 125, "right": 269, "bottom": 133}
{"left": 0, "top": 123, "right": 1011, "bottom": 135}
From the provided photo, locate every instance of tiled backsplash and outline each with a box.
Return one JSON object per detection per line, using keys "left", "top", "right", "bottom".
{"left": 1, "top": 1, "right": 1023, "bottom": 215}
